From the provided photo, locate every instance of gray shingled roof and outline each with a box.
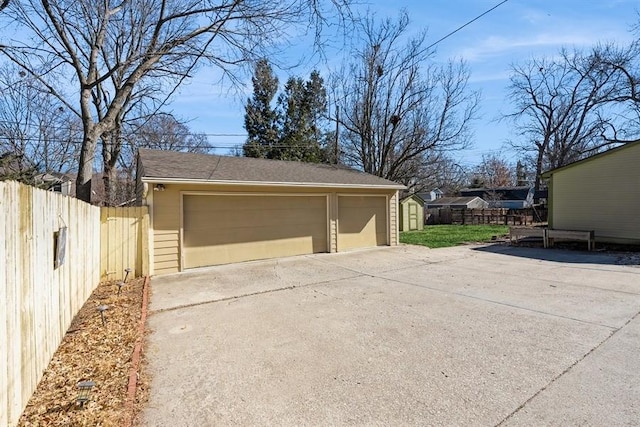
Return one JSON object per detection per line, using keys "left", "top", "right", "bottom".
{"left": 137, "top": 149, "right": 404, "bottom": 188}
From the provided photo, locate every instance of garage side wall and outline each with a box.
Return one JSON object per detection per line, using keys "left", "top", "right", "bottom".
{"left": 390, "top": 191, "right": 399, "bottom": 245}
{"left": 144, "top": 183, "right": 399, "bottom": 275}
{"left": 550, "top": 143, "right": 640, "bottom": 244}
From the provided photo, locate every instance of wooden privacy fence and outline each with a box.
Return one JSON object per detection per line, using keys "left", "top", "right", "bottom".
{"left": 426, "top": 207, "right": 547, "bottom": 226}
{"left": 100, "top": 206, "right": 149, "bottom": 281}
{"left": 1, "top": 182, "right": 150, "bottom": 426}
{"left": 1, "top": 181, "right": 101, "bottom": 427}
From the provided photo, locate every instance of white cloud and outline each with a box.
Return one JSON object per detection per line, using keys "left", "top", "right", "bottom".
{"left": 467, "top": 70, "right": 511, "bottom": 84}
{"left": 459, "top": 28, "right": 632, "bottom": 62}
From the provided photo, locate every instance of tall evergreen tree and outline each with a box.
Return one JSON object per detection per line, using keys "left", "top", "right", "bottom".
{"left": 244, "top": 61, "right": 330, "bottom": 163}
{"left": 243, "top": 59, "right": 279, "bottom": 158}
{"left": 277, "top": 71, "right": 328, "bottom": 162}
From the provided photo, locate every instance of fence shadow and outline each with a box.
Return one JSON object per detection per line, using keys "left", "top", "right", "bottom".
{"left": 472, "top": 243, "right": 622, "bottom": 265}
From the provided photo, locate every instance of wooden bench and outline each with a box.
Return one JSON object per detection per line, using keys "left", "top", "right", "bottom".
{"left": 544, "top": 229, "right": 595, "bottom": 251}
{"left": 509, "top": 226, "right": 545, "bottom": 243}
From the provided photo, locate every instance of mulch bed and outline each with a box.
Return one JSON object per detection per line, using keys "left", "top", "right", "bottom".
{"left": 17, "top": 278, "right": 149, "bottom": 426}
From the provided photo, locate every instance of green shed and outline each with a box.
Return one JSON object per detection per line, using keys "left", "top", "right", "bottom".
{"left": 399, "top": 194, "right": 424, "bottom": 231}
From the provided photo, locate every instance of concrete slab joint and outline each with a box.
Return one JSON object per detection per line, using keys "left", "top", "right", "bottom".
{"left": 142, "top": 245, "right": 640, "bottom": 426}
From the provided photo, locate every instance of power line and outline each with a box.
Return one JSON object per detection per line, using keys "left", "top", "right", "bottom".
{"left": 426, "top": 0, "right": 511, "bottom": 51}
{"left": 0, "top": 121, "right": 248, "bottom": 138}
{"left": 0, "top": 134, "right": 333, "bottom": 150}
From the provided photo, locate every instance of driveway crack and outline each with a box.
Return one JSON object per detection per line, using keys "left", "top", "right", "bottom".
{"left": 149, "top": 273, "right": 363, "bottom": 314}
{"left": 494, "top": 308, "right": 640, "bottom": 426}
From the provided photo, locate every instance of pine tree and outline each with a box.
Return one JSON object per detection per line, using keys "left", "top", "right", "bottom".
{"left": 243, "top": 59, "right": 279, "bottom": 158}
{"left": 244, "top": 62, "right": 330, "bottom": 163}
{"left": 277, "top": 73, "right": 327, "bottom": 162}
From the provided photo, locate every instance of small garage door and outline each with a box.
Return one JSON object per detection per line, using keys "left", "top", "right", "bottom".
{"left": 337, "top": 195, "right": 388, "bottom": 251}
{"left": 183, "top": 194, "right": 328, "bottom": 268}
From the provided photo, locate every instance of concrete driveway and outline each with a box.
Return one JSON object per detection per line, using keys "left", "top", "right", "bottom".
{"left": 142, "top": 244, "right": 640, "bottom": 426}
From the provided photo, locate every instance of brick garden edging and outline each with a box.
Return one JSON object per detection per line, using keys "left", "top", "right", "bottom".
{"left": 123, "top": 275, "right": 150, "bottom": 427}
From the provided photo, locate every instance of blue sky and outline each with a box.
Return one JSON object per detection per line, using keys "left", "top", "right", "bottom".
{"left": 170, "top": 0, "right": 638, "bottom": 168}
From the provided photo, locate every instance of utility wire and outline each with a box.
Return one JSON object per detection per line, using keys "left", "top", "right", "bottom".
{"left": 0, "top": 2, "right": 511, "bottom": 152}
{"left": 426, "top": 0, "right": 511, "bottom": 51}
{"left": 0, "top": 120, "right": 248, "bottom": 137}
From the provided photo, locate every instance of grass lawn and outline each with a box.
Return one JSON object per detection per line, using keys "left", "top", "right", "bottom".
{"left": 400, "top": 224, "right": 509, "bottom": 248}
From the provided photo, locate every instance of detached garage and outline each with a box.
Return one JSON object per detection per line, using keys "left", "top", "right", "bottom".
{"left": 542, "top": 140, "right": 640, "bottom": 245}
{"left": 136, "top": 149, "right": 404, "bottom": 275}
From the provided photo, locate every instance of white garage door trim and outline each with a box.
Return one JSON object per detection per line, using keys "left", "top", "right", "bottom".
{"left": 336, "top": 193, "right": 390, "bottom": 251}
{"left": 179, "top": 191, "right": 330, "bottom": 270}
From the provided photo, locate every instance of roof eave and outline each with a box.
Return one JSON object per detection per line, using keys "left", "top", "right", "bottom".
{"left": 141, "top": 176, "right": 405, "bottom": 190}
{"left": 542, "top": 139, "right": 640, "bottom": 177}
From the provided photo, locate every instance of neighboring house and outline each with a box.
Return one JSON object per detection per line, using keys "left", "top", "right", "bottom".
{"left": 425, "top": 196, "right": 488, "bottom": 210}
{"left": 58, "top": 172, "right": 131, "bottom": 206}
{"left": 417, "top": 188, "right": 443, "bottom": 202}
{"left": 460, "top": 186, "right": 534, "bottom": 209}
{"left": 399, "top": 194, "right": 424, "bottom": 232}
{"left": 542, "top": 140, "right": 640, "bottom": 245}
{"left": 534, "top": 188, "right": 548, "bottom": 206}
{"left": 35, "top": 172, "right": 74, "bottom": 195}
{"left": 136, "top": 149, "right": 405, "bottom": 275}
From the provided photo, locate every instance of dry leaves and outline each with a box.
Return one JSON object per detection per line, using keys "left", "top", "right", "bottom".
{"left": 18, "top": 278, "right": 148, "bottom": 427}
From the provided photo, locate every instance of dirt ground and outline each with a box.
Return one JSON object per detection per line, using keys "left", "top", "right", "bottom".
{"left": 17, "top": 278, "right": 148, "bottom": 427}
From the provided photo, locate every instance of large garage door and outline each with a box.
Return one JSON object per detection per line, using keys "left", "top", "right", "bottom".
{"left": 337, "top": 195, "right": 387, "bottom": 251}
{"left": 183, "top": 194, "right": 328, "bottom": 268}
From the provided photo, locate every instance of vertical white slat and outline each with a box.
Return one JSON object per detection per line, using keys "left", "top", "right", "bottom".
{"left": 94, "top": 205, "right": 101, "bottom": 284}
{"left": 30, "top": 188, "right": 40, "bottom": 388}
{"left": 100, "top": 207, "right": 108, "bottom": 280}
{"left": 19, "top": 184, "right": 35, "bottom": 415}
{"left": 58, "top": 195, "right": 70, "bottom": 337}
{"left": 9, "top": 182, "right": 22, "bottom": 424}
{"left": 0, "top": 182, "right": 9, "bottom": 427}
{"left": 42, "top": 190, "right": 57, "bottom": 380}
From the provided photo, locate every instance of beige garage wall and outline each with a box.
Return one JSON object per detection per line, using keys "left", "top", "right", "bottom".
{"left": 550, "top": 143, "right": 640, "bottom": 244}
{"left": 145, "top": 182, "right": 398, "bottom": 275}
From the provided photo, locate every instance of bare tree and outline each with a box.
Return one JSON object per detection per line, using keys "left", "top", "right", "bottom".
{"left": 409, "top": 152, "right": 467, "bottom": 195}
{"left": 97, "top": 113, "right": 211, "bottom": 205}
{"left": 504, "top": 43, "right": 640, "bottom": 190}
{"left": 332, "top": 13, "right": 479, "bottom": 186}
{"left": 0, "top": 0, "right": 353, "bottom": 202}
{"left": 0, "top": 64, "right": 80, "bottom": 182}
{"left": 470, "top": 154, "right": 514, "bottom": 189}
{"left": 126, "top": 114, "right": 210, "bottom": 156}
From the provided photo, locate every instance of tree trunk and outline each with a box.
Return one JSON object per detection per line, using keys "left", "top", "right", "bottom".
{"left": 102, "top": 161, "right": 118, "bottom": 206}
{"left": 534, "top": 146, "right": 545, "bottom": 192}
{"left": 75, "top": 134, "right": 96, "bottom": 203}
{"left": 101, "top": 128, "right": 124, "bottom": 206}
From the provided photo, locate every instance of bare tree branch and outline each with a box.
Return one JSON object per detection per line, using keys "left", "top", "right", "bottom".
{"left": 502, "top": 42, "right": 640, "bottom": 190}
{"left": 0, "top": 0, "right": 354, "bottom": 202}
{"left": 332, "top": 13, "right": 478, "bottom": 190}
